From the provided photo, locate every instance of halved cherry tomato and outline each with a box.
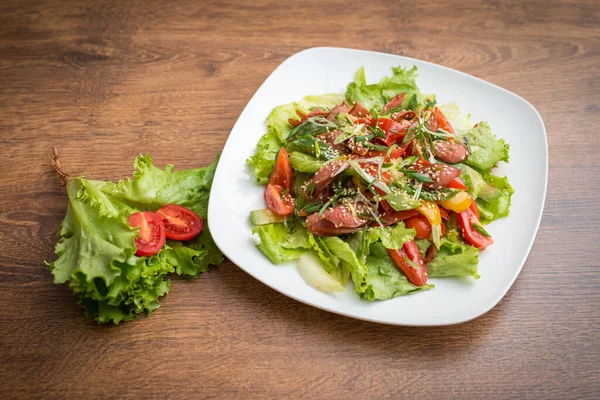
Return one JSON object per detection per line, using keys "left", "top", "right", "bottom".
{"left": 446, "top": 176, "right": 468, "bottom": 190}
{"left": 437, "top": 191, "right": 472, "bottom": 213}
{"left": 269, "top": 147, "right": 294, "bottom": 191}
{"left": 388, "top": 240, "right": 428, "bottom": 286}
{"left": 457, "top": 206, "right": 493, "bottom": 249}
{"left": 405, "top": 215, "right": 431, "bottom": 239}
{"left": 156, "top": 204, "right": 203, "bottom": 241}
{"left": 433, "top": 107, "right": 455, "bottom": 134}
{"left": 128, "top": 211, "right": 166, "bottom": 256}
{"left": 264, "top": 183, "right": 293, "bottom": 216}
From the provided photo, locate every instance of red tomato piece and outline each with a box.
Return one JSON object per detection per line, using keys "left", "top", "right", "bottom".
{"left": 156, "top": 204, "right": 203, "bottom": 241}
{"left": 405, "top": 215, "right": 432, "bottom": 239}
{"left": 446, "top": 177, "right": 468, "bottom": 190}
{"left": 457, "top": 206, "right": 493, "bottom": 249}
{"left": 388, "top": 240, "right": 428, "bottom": 286}
{"left": 433, "top": 107, "right": 456, "bottom": 134}
{"left": 264, "top": 183, "right": 293, "bottom": 216}
{"left": 128, "top": 211, "right": 166, "bottom": 256}
{"left": 269, "top": 147, "right": 294, "bottom": 192}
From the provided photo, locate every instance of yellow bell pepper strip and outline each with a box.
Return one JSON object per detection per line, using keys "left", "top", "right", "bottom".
{"left": 417, "top": 200, "right": 442, "bottom": 249}
{"left": 437, "top": 191, "right": 473, "bottom": 213}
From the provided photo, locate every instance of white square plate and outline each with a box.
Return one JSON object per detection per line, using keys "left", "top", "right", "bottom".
{"left": 208, "top": 47, "right": 547, "bottom": 326}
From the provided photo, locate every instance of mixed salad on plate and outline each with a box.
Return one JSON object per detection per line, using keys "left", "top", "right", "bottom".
{"left": 248, "top": 66, "right": 512, "bottom": 299}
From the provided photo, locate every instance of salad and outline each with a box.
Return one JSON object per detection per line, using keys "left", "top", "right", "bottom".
{"left": 247, "top": 65, "right": 512, "bottom": 300}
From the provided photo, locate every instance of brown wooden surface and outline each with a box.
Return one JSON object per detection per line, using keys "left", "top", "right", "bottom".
{"left": 1, "top": 0, "right": 599, "bottom": 398}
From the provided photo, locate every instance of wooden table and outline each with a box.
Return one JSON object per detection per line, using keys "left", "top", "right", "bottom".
{"left": 1, "top": 1, "right": 599, "bottom": 398}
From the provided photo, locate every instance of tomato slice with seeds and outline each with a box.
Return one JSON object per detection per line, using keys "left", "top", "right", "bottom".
{"left": 269, "top": 147, "right": 294, "bottom": 192}
{"left": 264, "top": 183, "right": 293, "bottom": 216}
{"left": 128, "top": 211, "right": 166, "bottom": 256}
{"left": 156, "top": 204, "right": 203, "bottom": 241}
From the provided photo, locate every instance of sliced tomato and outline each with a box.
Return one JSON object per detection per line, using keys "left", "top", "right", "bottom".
{"left": 405, "top": 215, "right": 431, "bottom": 239}
{"left": 264, "top": 183, "right": 293, "bottom": 216}
{"left": 385, "top": 147, "right": 406, "bottom": 161}
{"left": 269, "top": 147, "right": 294, "bottom": 191}
{"left": 368, "top": 117, "right": 409, "bottom": 146}
{"left": 469, "top": 200, "right": 480, "bottom": 220}
{"left": 156, "top": 204, "right": 203, "bottom": 241}
{"left": 433, "top": 107, "right": 455, "bottom": 134}
{"left": 128, "top": 211, "right": 166, "bottom": 256}
{"left": 457, "top": 206, "right": 493, "bottom": 249}
{"left": 446, "top": 177, "right": 468, "bottom": 190}
{"left": 388, "top": 240, "right": 428, "bottom": 286}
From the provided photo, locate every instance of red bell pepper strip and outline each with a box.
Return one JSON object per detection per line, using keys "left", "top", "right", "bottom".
{"left": 388, "top": 240, "right": 428, "bottom": 286}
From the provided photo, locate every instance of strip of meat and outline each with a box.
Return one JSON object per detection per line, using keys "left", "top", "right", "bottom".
{"left": 417, "top": 163, "right": 462, "bottom": 189}
{"left": 433, "top": 141, "right": 468, "bottom": 163}
{"left": 306, "top": 203, "right": 368, "bottom": 236}
{"left": 311, "top": 160, "right": 349, "bottom": 191}
{"left": 348, "top": 101, "right": 370, "bottom": 118}
{"left": 382, "top": 93, "right": 406, "bottom": 114}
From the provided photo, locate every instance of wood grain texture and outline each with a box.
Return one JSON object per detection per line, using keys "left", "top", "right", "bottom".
{"left": 1, "top": 0, "right": 599, "bottom": 398}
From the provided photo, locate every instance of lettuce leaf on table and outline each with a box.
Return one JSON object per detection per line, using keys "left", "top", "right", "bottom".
{"left": 49, "top": 155, "right": 224, "bottom": 324}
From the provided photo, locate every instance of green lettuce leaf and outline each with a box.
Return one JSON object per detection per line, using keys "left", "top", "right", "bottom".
{"left": 461, "top": 122, "right": 510, "bottom": 172}
{"left": 345, "top": 66, "right": 422, "bottom": 114}
{"left": 247, "top": 130, "right": 283, "bottom": 185}
{"left": 369, "top": 223, "right": 416, "bottom": 250}
{"left": 476, "top": 173, "right": 514, "bottom": 224}
{"left": 362, "top": 243, "right": 433, "bottom": 300}
{"left": 252, "top": 224, "right": 309, "bottom": 264}
{"left": 289, "top": 152, "right": 323, "bottom": 173}
{"left": 427, "top": 237, "right": 480, "bottom": 279}
{"left": 321, "top": 236, "right": 368, "bottom": 294}
{"left": 105, "top": 154, "right": 218, "bottom": 219}
{"left": 308, "top": 233, "right": 340, "bottom": 273}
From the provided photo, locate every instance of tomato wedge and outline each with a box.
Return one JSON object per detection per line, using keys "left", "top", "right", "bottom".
{"left": 156, "top": 204, "right": 203, "bottom": 241}
{"left": 469, "top": 199, "right": 480, "bottom": 219}
{"left": 433, "top": 107, "right": 455, "bottom": 134}
{"left": 388, "top": 240, "right": 428, "bottom": 286}
{"left": 264, "top": 183, "right": 293, "bottom": 216}
{"left": 457, "top": 206, "right": 493, "bottom": 249}
{"left": 446, "top": 177, "right": 468, "bottom": 190}
{"left": 128, "top": 211, "right": 166, "bottom": 256}
{"left": 269, "top": 147, "right": 294, "bottom": 191}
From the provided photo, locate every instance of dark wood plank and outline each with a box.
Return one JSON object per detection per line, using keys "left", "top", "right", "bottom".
{"left": 1, "top": 0, "right": 599, "bottom": 398}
